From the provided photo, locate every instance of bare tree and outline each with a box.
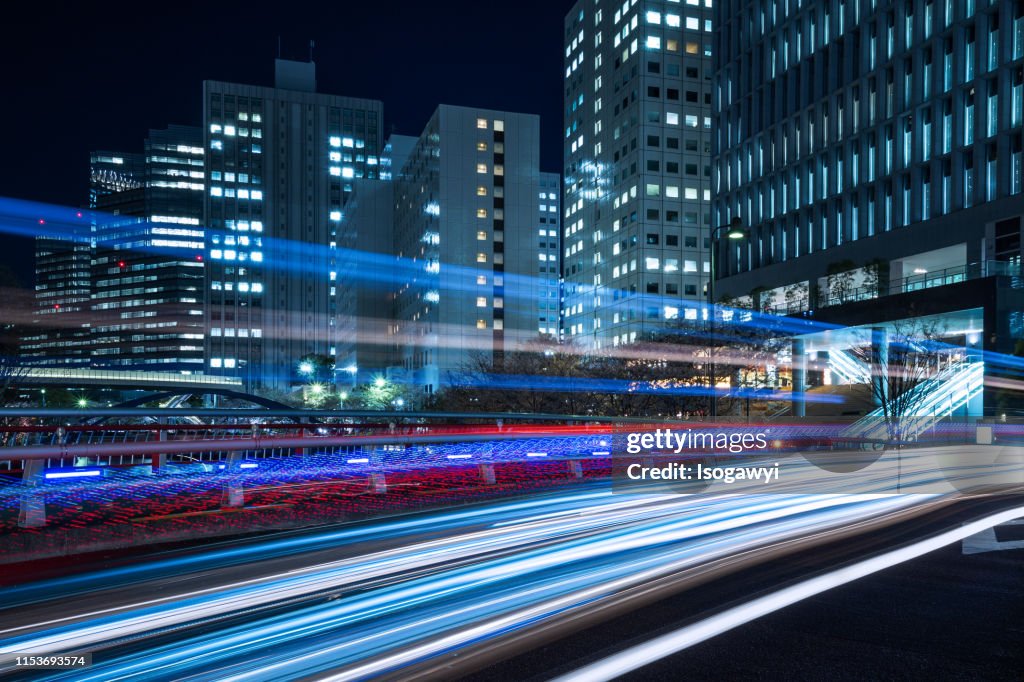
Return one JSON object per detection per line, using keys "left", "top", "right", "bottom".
{"left": 850, "top": 316, "right": 951, "bottom": 440}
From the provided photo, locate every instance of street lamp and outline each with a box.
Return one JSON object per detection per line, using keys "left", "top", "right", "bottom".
{"left": 707, "top": 216, "right": 749, "bottom": 419}
{"left": 374, "top": 376, "right": 387, "bottom": 389}
{"left": 298, "top": 361, "right": 314, "bottom": 376}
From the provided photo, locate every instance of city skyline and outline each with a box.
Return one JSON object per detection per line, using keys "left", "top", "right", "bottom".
{"left": 0, "top": 0, "right": 575, "bottom": 286}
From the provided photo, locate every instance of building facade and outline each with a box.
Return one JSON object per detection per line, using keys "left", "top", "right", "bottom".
{"left": 90, "top": 125, "right": 206, "bottom": 372}
{"left": 334, "top": 135, "right": 417, "bottom": 384}
{"left": 391, "top": 105, "right": 548, "bottom": 393}
{"left": 713, "top": 0, "right": 1024, "bottom": 414}
{"left": 537, "top": 172, "right": 563, "bottom": 338}
{"left": 202, "top": 59, "right": 383, "bottom": 390}
{"left": 562, "top": 0, "right": 717, "bottom": 349}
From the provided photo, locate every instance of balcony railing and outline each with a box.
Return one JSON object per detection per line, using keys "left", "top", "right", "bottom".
{"left": 766, "top": 260, "right": 1020, "bottom": 314}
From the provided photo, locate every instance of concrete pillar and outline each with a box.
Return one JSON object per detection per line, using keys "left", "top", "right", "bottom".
{"left": 368, "top": 472, "right": 388, "bottom": 493}
{"left": 791, "top": 338, "right": 807, "bottom": 418}
{"left": 871, "top": 327, "right": 889, "bottom": 409}
{"left": 479, "top": 463, "right": 496, "bottom": 485}
{"left": 18, "top": 459, "right": 46, "bottom": 528}
{"left": 152, "top": 418, "right": 167, "bottom": 473}
{"left": 221, "top": 451, "right": 245, "bottom": 508}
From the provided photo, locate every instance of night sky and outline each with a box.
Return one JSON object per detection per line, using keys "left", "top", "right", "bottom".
{"left": 0, "top": 0, "right": 574, "bottom": 287}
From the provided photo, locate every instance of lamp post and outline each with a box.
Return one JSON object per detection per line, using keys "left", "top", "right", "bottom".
{"left": 707, "top": 216, "right": 749, "bottom": 419}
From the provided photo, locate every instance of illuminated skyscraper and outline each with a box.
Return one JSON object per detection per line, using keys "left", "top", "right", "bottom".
{"left": 202, "top": 59, "right": 383, "bottom": 389}
{"left": 89, "top": 126, "right": 206, "bottom": 372}
{"left": 391, "top": 105, "right": 551, "bottom": 394}
{"left": 713, "top": 1, "right": 1024, "bottom": 310}
{"left": 561, "top": 0, "right": 717, "bottom": 348}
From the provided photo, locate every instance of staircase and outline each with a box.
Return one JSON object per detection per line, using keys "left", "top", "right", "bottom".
{"left": 829, "top": 349, "right": 870, "bottom": 385}
{"left": 842, "top": 358, "right": 984, "bottom": 441}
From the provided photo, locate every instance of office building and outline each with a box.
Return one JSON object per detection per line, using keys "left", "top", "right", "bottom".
{"left": 561, "top": 0, "right": 717, "bottom": 348}
{"left": 334, "top": 134, "right": 417, "bottom": 383}
{"left": 713, "top": 0, "right": 1024, "bottom": 414}
{"left": 22, "top": 152, "right": 146, "bottom": 366}
{"left": 89, "top": 125, "right": 206, "bottom": 372}
{"left": 203, "top": 59, "right": 384, "bottom": 390}
{"left": 537, "top": 172, "right": 562, "bottom": 338}
{"left": 391, "top": 105, "right": 549, "bottom": 393}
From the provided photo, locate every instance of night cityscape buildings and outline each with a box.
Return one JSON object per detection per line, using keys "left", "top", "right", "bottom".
{"left": 561, "top": 0, "right": 716, "bottom": 348}
{"left": 713, "top": 0, "right": 1024, "bottom": 414}
{"left": 391, "top": 105, "right": 555, "bottom": 394}
{"left": 203, "top": 60, "right": 384, "bottom": 390}
{"left": 22, "top": 130, "right": 206, "bottom": 372}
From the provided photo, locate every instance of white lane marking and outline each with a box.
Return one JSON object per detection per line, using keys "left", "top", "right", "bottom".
{"left": 551, "top": 505, "right": 1024, "bottom": 682}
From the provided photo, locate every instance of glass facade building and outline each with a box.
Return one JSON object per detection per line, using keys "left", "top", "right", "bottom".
{"left": 713, "top": 0, "right": 1024, "bottom": 312}
{"left": 89, "top": 125, "right": 206, "bottom": 372}
{"left": 562, "top": 0, "right": 717, "bottom": 348}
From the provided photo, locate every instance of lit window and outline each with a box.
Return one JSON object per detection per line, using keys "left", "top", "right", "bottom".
{"left": 477, "top": 230, "right": 488, "bottom": 240}
{"left": 477, "top": 186, "right": 487, "bottom": 196}
{"left": 329, "top": 136, "right": 341, "bottom": 147}
{"left": 477, "top": 319, "right": 487, "bottom": 329}
{"left": 477, "top": 275, "right": 487, "bottom": 285}
{"left": 476, "top": 142, "right": 488, "bottom": 151}
{"left": 685, "top": 42, "right": 699, "bottom": 54}
{"left": 476, "top": 118, "right": 488, "bottom": 129}
{"left": 477, "top": 208, "right": 488, "bottom": 218}
{"left": 330, "top": 211, "right": 342, "bottom": 221}
{"left": 210, "top": 124, "right": 222, "bottom": 133}
{"left": 476, "top": 297, "right": 488, "bottom": 307}
{"left": 646, "top": 36, "right": 662, "bottom": 49}
{"left": 477, "top": 253, "right": 488, "bottom": 263}
{"left": 224, "top": 126, "right": 236, "bottom": 136}
{"left": 666, "top": 14, "right": 680, "bottom": 27}
{"left": 493, "top": 120, "right": 504, "bottom": 132}
{"left": 341, "top": 167, "right": 354, "bottom": 179}
{"left": 686, "top": 16, "right": 699, "bottom": 30}
{"left": 646, "top": 10, "right": 661, "bottom": 23}
{"left": 666, "top": 112, "right": 679, "bottom": 125}
{"left": 477, "top": 163, "right": 488, "bottom": 174}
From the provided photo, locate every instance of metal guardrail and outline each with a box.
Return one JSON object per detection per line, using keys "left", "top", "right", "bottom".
{"left": 766, "top": 260, "right": 1021, "bottom": 314}
{"left": 16, "top": 369, "right": 243, "bottom": 387}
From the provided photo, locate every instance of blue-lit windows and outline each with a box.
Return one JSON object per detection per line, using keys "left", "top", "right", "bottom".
{"left": 210, "top": 124, "right": 222, "bottom": 133}
{"left": 943, "top": 39, "right": 953, "bottom": 92}
{"left": 921, "top": 177, "right": 931, "bottom": 221}
{"left": 922, "top": 109, "right": 933, "bottom": 162}
{"left": 1012, "top": 135, "right": 1023, "bottom": 195}
{"left": 1014, "top": 69, "right": 1024, "bottom": 128}
{"left": 942, "top": 160, "right": 952, "bottom": 213}
{"left": 646, "top": 36, "right": 662, "bottom": 50}
{"left": 884, "top": 125, "right": 894, "bottom": 174}
{"left": 965, "top": 28, "right": 976, "bottom": 83}
{"left": 986, "top": 144, "right": 998, "bottom": 201}
{"left": 924, "top": 50, "right": 933, "bottom": 99}
{"left": 964, "top": 89, "right": 975, "bottom": 146}
{"left": 211, "top": 140, "right": 223, "bottom": 151}
{"left": 902, "top": 117, "right": 912, "bottom": 165}
{"left": 329, "top": 136, "right": 341, "bottom": 147}
{"left": 1016, "top": 11, "right": 1024, "bottom": 60}
{"left": 988, "top": 17, "right": 1000, "bottom": 72}
{"left": 964, "top": 151, "right": 975, "bottom": 208}
{"left": 986, "top": 83, "right": 998, "bottom": 138}
{"left": 942, "top": 99, "right": 953, "bottom": 153}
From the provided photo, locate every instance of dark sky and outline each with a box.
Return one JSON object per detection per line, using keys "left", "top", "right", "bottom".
{"left": 0, "top": 0, "right": 574, "bottom": 287}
